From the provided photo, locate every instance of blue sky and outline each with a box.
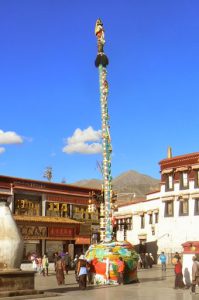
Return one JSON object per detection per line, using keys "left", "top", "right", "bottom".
{"left": 0, "top": 0, "right": 199, "bottom": 183}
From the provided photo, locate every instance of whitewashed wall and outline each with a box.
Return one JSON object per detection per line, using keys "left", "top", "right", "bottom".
{"left": 115, "top": 199, "right": 160, "bottom": 245}
{"left": 115, "top": 179, "right": 199, "bottom": 257}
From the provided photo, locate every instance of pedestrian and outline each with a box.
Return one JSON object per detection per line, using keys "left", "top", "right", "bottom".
{"left": 37, "top": 256, "right": 43, "bottom": 274}
{"left": 191, "top": 256, "right": 199, "bottom": 294}
{"left": 137, "top": 254, "right": 142, "bottom": 269}
{"left": 74, "top": 254, "right": 79, "bottom": 282}
{"left": 53, "top": 252, "right": 59, "bottom": 271}
{"left": 77, "top": 255, "right": 88, "bottom": 290}
{"left": 140, "top": 253, "right": 145, "bottom": 269}
{"left": 174, "top": 257, "right": 185, "bottom": 289}
{"left": 42, "top": 253, "right": 49, "bottom": 276}
{"left": 172, "top": 252, "right": 181, "bottom": 265}
{"left": 174, "top": 252, "right": 181, "bottom": 259}
{"left": 32, "top": 256, "right": 38, "bottom": 271}
{"left": 159, "top": 252, "right": 167, "bottom": 271}
{"left": 143, "top": 253, "right": 148, "bottom": 269}
{"left": 149, "top": 253, "right": 154, "bottom": 268}
{"left": 55, "top": 255, "right": 65, "bottom": 285}
{"left": 86, "top": 259, "right": 93, "bottom": 284}
{"left": 145, "top": 253, "right": 151, "bottom": 269}
{"left": 117, "top": 257, "right": 125, "bottom": 285}
{"left": 64, "top": 252, "right": 70, "bottom": 275}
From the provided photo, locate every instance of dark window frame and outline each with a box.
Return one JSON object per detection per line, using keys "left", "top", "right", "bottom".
{"left": 164, "top": 201, "right": 174, "bottom": 217}
{"left": 165, "top": 174, "right": 174, "bottom": 191}
{"left": 126, "top": 217, "right": 133, "bottom": 230}
{"left": 194, "top": 198, "right": 199, "bottom": 215}
{"left": 140, "top": 215, "right": 145, "bottom": 228}
{"left": 180, "top": 172, "right": 189, "bottom": 190}
{"left": 149, "top": 214, "right": 153, "bottom": 224}
{"left": 179, "top": 199, "right": 189, "bottom": 216}
{"left": 194, "top": 170, "right": 199, "bottom": 188}
{"left": 155, "top": 212, "right": 159, "bottom": 223}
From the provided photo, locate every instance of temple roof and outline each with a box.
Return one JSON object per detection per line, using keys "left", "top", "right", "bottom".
{"left": 14, "top": 215, "right": 82, "bottom": 224}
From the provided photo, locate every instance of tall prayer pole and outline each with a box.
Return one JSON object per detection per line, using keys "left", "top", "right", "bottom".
{"left": 95, "top": 19, "right": 112, "bottom": 242}
{"left": 85, "top": 20, "right": 139, "bottom": 285}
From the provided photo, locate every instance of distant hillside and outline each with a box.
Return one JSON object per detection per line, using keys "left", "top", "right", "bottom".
{"left": 74, "top": 179, "right": 102, "bottom": 190}
{"left": 73, "top": 170, "right": 160, "bottom": 203}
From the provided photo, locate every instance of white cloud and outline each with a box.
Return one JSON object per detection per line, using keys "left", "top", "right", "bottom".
{"left": 0, "top": 130, "right": 23, "bottom": 144}
{"left": 0, "top": 147, "right": 5, "bottom": 154}
{"left": 63, "top": 126, "right": 102, "bottom": 154}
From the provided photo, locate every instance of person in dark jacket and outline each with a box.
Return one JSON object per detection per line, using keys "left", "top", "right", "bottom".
{"left": 64, "top": 252, "right": 70, "bottom": 275}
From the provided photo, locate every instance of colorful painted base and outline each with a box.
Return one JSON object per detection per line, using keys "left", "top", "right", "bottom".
{"left": 85, "top": 240, "right": 139, "bottom": 285}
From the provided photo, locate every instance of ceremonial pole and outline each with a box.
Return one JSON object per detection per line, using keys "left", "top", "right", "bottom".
{"left": 95, "top": 19, "right": 112, "bottom": 242}
{"left": 85, "top": 20, "right": 138, "bottom": 286}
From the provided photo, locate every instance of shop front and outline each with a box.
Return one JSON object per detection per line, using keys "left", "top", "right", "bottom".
{"left": 0, "top": 174, "right": 101, "bottom": 261}
{"left": 14, "top": 215, "right": 81, "bottom": 261}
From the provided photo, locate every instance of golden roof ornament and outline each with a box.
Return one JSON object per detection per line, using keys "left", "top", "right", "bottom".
{"left": 167, "top": 146, "right": 172, "bottom": 159}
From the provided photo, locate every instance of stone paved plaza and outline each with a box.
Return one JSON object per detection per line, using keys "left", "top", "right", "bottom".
{"left": 1, "top": 265, "right": 198, "bottom": 300}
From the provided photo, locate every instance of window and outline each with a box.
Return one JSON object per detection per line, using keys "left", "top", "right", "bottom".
{"left": 117, "top": 219, "right": 122, "bottom": 231}
{"left": 180, "top": 172, "right": 189, "bottom": 189}
{"left": 165, "top": 174, "right": 174, "bottom": 191}
{"left": 155, "top": 212, "right": 159, "bottom": 223}
{"left": 151, "top": 225, "right": 155, "bottom": 235}
{"left": 46, "top": 202, "right": 69, "bottom": 217}
{"left": 117, "top": 218, "right": 132, "bottom": 231}
{"left": 141, "top": 215, "right": 145, "bottom": 228}
{"left": 164, "top": 201, "right": 174, "bottom": 217}
{"left": 195, "top": 171, "right": 199, "bottom": 188}
{"left": 179, "top": 199, "right": 189, "bottom": 216}
{"left": 14, "top": 195, "right": 41, "bottom": 216}
{"left": 126, "top": 217, "right": 132, "bottom": 230}
{"left": 149, "top": 214, "right": 153, "bottom": 224}
{"left": 194, "top": 198, "right": 199, "bottom": 215}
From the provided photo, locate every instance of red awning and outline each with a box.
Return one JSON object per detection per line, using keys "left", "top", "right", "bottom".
{"left": 75, "top": 236, "right": 90, "bottom": 245}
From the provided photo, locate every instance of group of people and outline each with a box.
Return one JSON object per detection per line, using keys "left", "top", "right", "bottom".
{"left": 31, "top": 249, "right": 199, "bottom": 294}
{"left": 159, "top": 251, "right": 199, "bottom": 294}
{"left": 74, "top": 255, "right": 125, "bottom": 289}
{"left": 138, "top": 253, "right": 154, "bottom": 269}
{"left": 31, "top": 253, "right": 49, "bottom": 276}
{"left": 173, "top": 253, "right": 199, "bottom": 294}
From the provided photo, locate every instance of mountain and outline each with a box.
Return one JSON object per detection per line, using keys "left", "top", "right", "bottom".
{"left": 73, "top": 170, "right": 160, "bottom": 203}
{"left": 73, "top": 179, "right": 102, "bottom": 190}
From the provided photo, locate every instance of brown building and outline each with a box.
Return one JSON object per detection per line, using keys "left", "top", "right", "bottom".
{"left": 0, "top": 175, "right": 101, "bottom": 261}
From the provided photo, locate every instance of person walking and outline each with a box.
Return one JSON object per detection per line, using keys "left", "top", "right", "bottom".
{"left": 159, "top": 252, "right": 167, "bottom": 271}
{"left": 191, "top": 256, "right": 199, "bottom": 294}
{"left": 174, "top": 257, "right": 185, "bottom": 289}
{"left": 32, "top": 256, "right": 38, "bottom": 271}
{"left": 172, "top": 252, "right": 181, "bottom": 265}
{"left": 117, "top": 257, "right": 125, "bottom": 285}
{"left": 53, "top": 252, "right": 59, "bottom": 271}
{"left": 55, "top": 255, "right": 65, "bottom": 285}
{"left": 37, "top": 256, "right": 43, "bottom": 274}
{"left": 64, "top": 252, "right": 70, "bottom": 275}
{"left": 74, "top": 254, "right": 79, "bottom": 282}
{"left": 42, "top": 253, "right": 49, "bottom": 276}
{"left": 148, "top": 253, "right": 154, "bottom": 268}
{"left": 77, "top": 255, "right": 88, "bottom": 290}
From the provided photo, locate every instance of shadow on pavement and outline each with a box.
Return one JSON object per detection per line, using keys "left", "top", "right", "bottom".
{"left": 139, "top": 277, "right": 166, "bottom": 283}
{"left": 42, "top": 284, "right": 119, "bottom": 294}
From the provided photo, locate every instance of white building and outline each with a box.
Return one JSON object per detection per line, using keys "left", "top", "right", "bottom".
{"left": 114, "top": 150, "right": 199, "bottom": 262}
